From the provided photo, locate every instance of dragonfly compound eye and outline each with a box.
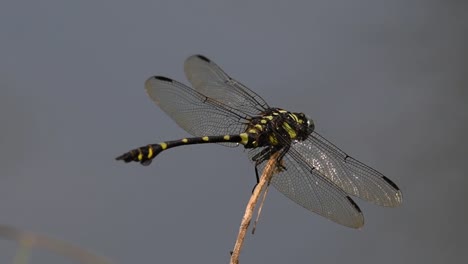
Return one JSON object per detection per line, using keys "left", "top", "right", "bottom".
{"left": 306, "top": 116, "right": 315, "bottom": 134}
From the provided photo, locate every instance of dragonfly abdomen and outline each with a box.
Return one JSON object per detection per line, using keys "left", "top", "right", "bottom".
{"left": 116, "top": 134, "right": 252, "bottom": 165}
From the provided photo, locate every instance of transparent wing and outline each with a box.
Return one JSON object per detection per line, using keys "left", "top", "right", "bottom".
{"left": 250, "top": 147, "right": 364, "bottom": 228}
{"left": 145, "top": 76, "right": 251, "bottom": 138}
{"left": 292, "top": 132, "right": 402, "bottom": 207}
{"left": 184, "top": 55, "right": 270, "bottom": 116}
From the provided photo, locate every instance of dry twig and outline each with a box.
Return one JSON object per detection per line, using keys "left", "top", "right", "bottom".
{"left": 230, "top": 152, "right": 280, "bottom": 264}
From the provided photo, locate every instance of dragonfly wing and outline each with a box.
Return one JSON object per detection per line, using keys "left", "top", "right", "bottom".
{"left": 184, "top": 55, "right": 270, "bottom": 116}
{"left": 250, "top": 147, "right": 365, "bottom": 228}
{"left": 292, "top": 132, "right": 402, "bottom": 207}
{"left": 145, "top": 76, "right": 249, "bottom": 138}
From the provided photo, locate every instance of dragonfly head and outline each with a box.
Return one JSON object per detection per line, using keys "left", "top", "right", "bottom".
{"left": 293, "top": 112, "right": 315, "bottom": 140}
{"left": 305, "top": 115, "right": 315, "bottom": 135}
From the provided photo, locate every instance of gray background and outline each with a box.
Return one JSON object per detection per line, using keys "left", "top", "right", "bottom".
{"left": 1, "top": 0, "right": 467, "bottom": 263}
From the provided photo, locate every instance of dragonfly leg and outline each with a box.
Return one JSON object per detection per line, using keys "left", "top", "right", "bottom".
{"left": 251, "top": 162, "right": 261, "bottom": 193}
{"left": 251, "top": 146, "right": 288, "bottom": 193}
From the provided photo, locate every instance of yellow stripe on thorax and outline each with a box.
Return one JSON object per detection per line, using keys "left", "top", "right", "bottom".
{"left": 282, "top": 122, "right": 297, "bottom": 139}
{"left": 289, "top": 113, "right": 299, "bottom": 122}
{"left": 269, "top": 134, "right": 278, "bottom": 145}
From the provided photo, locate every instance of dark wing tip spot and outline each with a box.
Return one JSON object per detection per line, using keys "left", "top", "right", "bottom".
{"left": 195, "top": 54, "right": 211, "bottom": 62}
{"left": 382, "top": 176, "right": 400, "bottom": 191}
{"left": 154, "top": 76, "right": 173, "bottom": 82}
{"left": 346, "top": 196, "right": 362, "bottom": 213}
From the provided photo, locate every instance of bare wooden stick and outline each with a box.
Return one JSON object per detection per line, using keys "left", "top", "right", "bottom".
{"left": 230, "top": 152, "right": 280, "bottom": 264}
{"left": 252, "top": 182, "right": 270, "bottom": 235}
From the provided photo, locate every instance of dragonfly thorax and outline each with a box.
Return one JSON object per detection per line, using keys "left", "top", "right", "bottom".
{"left": 243, "top": 108, "right": 314, "bottom": 148}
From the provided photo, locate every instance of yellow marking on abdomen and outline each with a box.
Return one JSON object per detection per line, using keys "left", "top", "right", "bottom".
{"left": 137, "top": 149, "right": 143, "bottom": 161}
{"left": 248, "top": 129, "right": 258, "bottom": 134}
{"left": 147, "top": 146, "right": 154, "bottom": 158}
{"left": 265, "top": 115, "right": 273, "bottom": 120}
{"left": 202, "top": 136, "right": 209, "bottom": 141}
{"left": 260, "top": 119, "right": 267, "bottom": 124}
{"left": 159, "top": 142, "right": 168, "bottom": 150}
{"left": 278, "top": 109, "right": 288, "bottom": 113}
{"left": 254, "top": 124, "right": 263, "bottom": 130}
{"left": 182, "top": 138, "right": 188, "bottom": 143}
{"left": 240, "top": 133, "right": 249, "bottom": 145}
{"left": 223, "top": 135, "right": 230, "bottom": 140}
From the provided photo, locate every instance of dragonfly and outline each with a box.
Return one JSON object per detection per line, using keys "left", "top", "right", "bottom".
{"left": 116, "top": 55, "right": 402, "bottom": 228}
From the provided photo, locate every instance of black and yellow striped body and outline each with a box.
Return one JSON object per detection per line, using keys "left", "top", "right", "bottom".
{"left": 115, "top": 108, "right": 314, "bottom": 166}
{"left": 116, "top": 55, "right": 403, "bottom": 229}
{"left": 244, "top": 108, "right": 313, "bottom": 148}
{"left": 116, "top": 134, "right": 247, "bottom": 165}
